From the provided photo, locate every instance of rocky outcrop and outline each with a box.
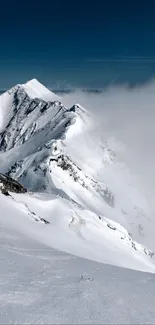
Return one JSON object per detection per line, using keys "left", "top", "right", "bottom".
{"left": 0, "top": 173, "right": 27, "bottom": 194}
{"left": 49, "top": 154, "right": 114, "bottom": 207}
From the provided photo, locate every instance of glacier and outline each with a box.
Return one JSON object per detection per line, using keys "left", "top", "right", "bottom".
{"left": 1, "top": 78, "right": 155, "bottom": 324}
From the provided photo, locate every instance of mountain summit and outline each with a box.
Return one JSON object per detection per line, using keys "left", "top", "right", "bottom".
{"left": 22, "top": 78, "right": 59, "bottom": 101}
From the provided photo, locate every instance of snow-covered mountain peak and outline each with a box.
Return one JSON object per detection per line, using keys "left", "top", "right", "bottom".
{"left": 0, "top": 78, "right": 60, "bottom": 132}
{"left": 0, "top": 84, "right": 88, "bottom": 154}
{"left": 1, "top": 79, "right": 155, "bottom": 274}
{"left": 21, "top": 78, "right": 59, "bottom": 101}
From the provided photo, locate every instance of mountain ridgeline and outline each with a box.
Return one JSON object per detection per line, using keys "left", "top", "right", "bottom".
{"left": 0, "top": 79, "right": 114, "bottom": 207}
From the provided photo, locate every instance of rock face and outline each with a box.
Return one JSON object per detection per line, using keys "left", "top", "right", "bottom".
{"left": 0, "top": 173, "right": 27, "bottom": 194}
{"left": 0, "top": 80, "right": 115, "bottom": 209}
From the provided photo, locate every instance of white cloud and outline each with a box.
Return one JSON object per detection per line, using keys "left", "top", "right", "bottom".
{"left": 62, "top": 80, "right": 155, "bottom": 211}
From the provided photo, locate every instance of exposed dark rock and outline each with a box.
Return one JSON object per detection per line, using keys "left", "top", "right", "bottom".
{"left": 144, "top": 248, "right": 154, "bottom": 258}
{"left": 7, "top": 161, "right": 24, "bottom": 177}
{"left": 50, "top": 154, "right": 114, "bottom": 207}
{"left": 1, "top": 187, "right": 10, "bottom": 196}
{"left": 131, "top": 241, "right": 137, "bottom": 250}
{"left": 107, "top": 224, "right": 116, "bottom": 231}
{"left": 40, "top": 217, "right": 50, "bottom": 224}
{"left": 0, "top": 173, "right": 27, "bottom": 194}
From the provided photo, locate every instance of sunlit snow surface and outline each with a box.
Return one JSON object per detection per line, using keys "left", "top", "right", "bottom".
{"left": 23, "top": 78, "right": 59, "bottom": 102}
{"left": 1, "top": 223, "right": 155, "bottom": 324}
{"left": 1, "top": 79, "right": 155, "bottom": 323}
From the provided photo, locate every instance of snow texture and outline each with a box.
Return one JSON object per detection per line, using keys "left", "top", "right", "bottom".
{"left": 1, "top": 224, "right": 155, "bottom": 324}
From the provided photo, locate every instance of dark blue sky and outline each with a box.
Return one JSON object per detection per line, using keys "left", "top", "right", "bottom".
{"left": 1, "top": 0, "right": 155, "bottom": 88}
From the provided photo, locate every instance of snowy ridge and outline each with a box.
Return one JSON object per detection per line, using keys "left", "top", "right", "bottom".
{"left": 0, "top": 79, "right": 155, "bottom": 274}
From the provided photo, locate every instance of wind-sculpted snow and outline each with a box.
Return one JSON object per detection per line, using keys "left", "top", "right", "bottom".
{"left": 0, "top": 78, "right": 155, "bottom": 275}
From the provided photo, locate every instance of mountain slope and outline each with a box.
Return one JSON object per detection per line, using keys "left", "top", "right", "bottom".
{"left": 0, "top": 79, "right": 155, "bottom": 273}
{"left": 1, "top": 223, "right": 155, "bottom": 324}
{"left": 1, "top": 191, "right": 154, "bottom": 273}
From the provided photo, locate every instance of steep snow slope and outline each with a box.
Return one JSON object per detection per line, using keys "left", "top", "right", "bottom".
{"left": 0, "top": 192, "right": 154, "bottom": 272}
{"left": 0, "top": 79, "right": 155, "bottom": 273}
{"left": 1, "top": 223, "right": 155, "bottom": 324}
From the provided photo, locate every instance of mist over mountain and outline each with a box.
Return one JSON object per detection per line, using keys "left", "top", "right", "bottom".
{"left": 1, "top": 78, "right": 155, "bottom": 324}
{"left": 1, "top": 0, "right": 155, "bottom": 321}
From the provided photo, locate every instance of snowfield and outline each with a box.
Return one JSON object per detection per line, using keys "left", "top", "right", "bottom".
{"left": 1, "top": 224, "right": 155, "bottom": 324}
{"left": 1, "top": 79, "right": 155, "bottom": 323}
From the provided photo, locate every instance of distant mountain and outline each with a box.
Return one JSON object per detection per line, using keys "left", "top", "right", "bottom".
{"left": 0, "top": 88, "right": 104, "bottom": 95}
{"left": 0, "top": 81, "right": 146, "bottom": 96}
{"left": 0, "top": 90, "right": 5, "bottom": 95}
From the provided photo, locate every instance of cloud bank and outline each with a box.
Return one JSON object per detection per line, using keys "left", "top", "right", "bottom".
{"left": 61, "top": 80, "right": 155, "bottom": 212}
